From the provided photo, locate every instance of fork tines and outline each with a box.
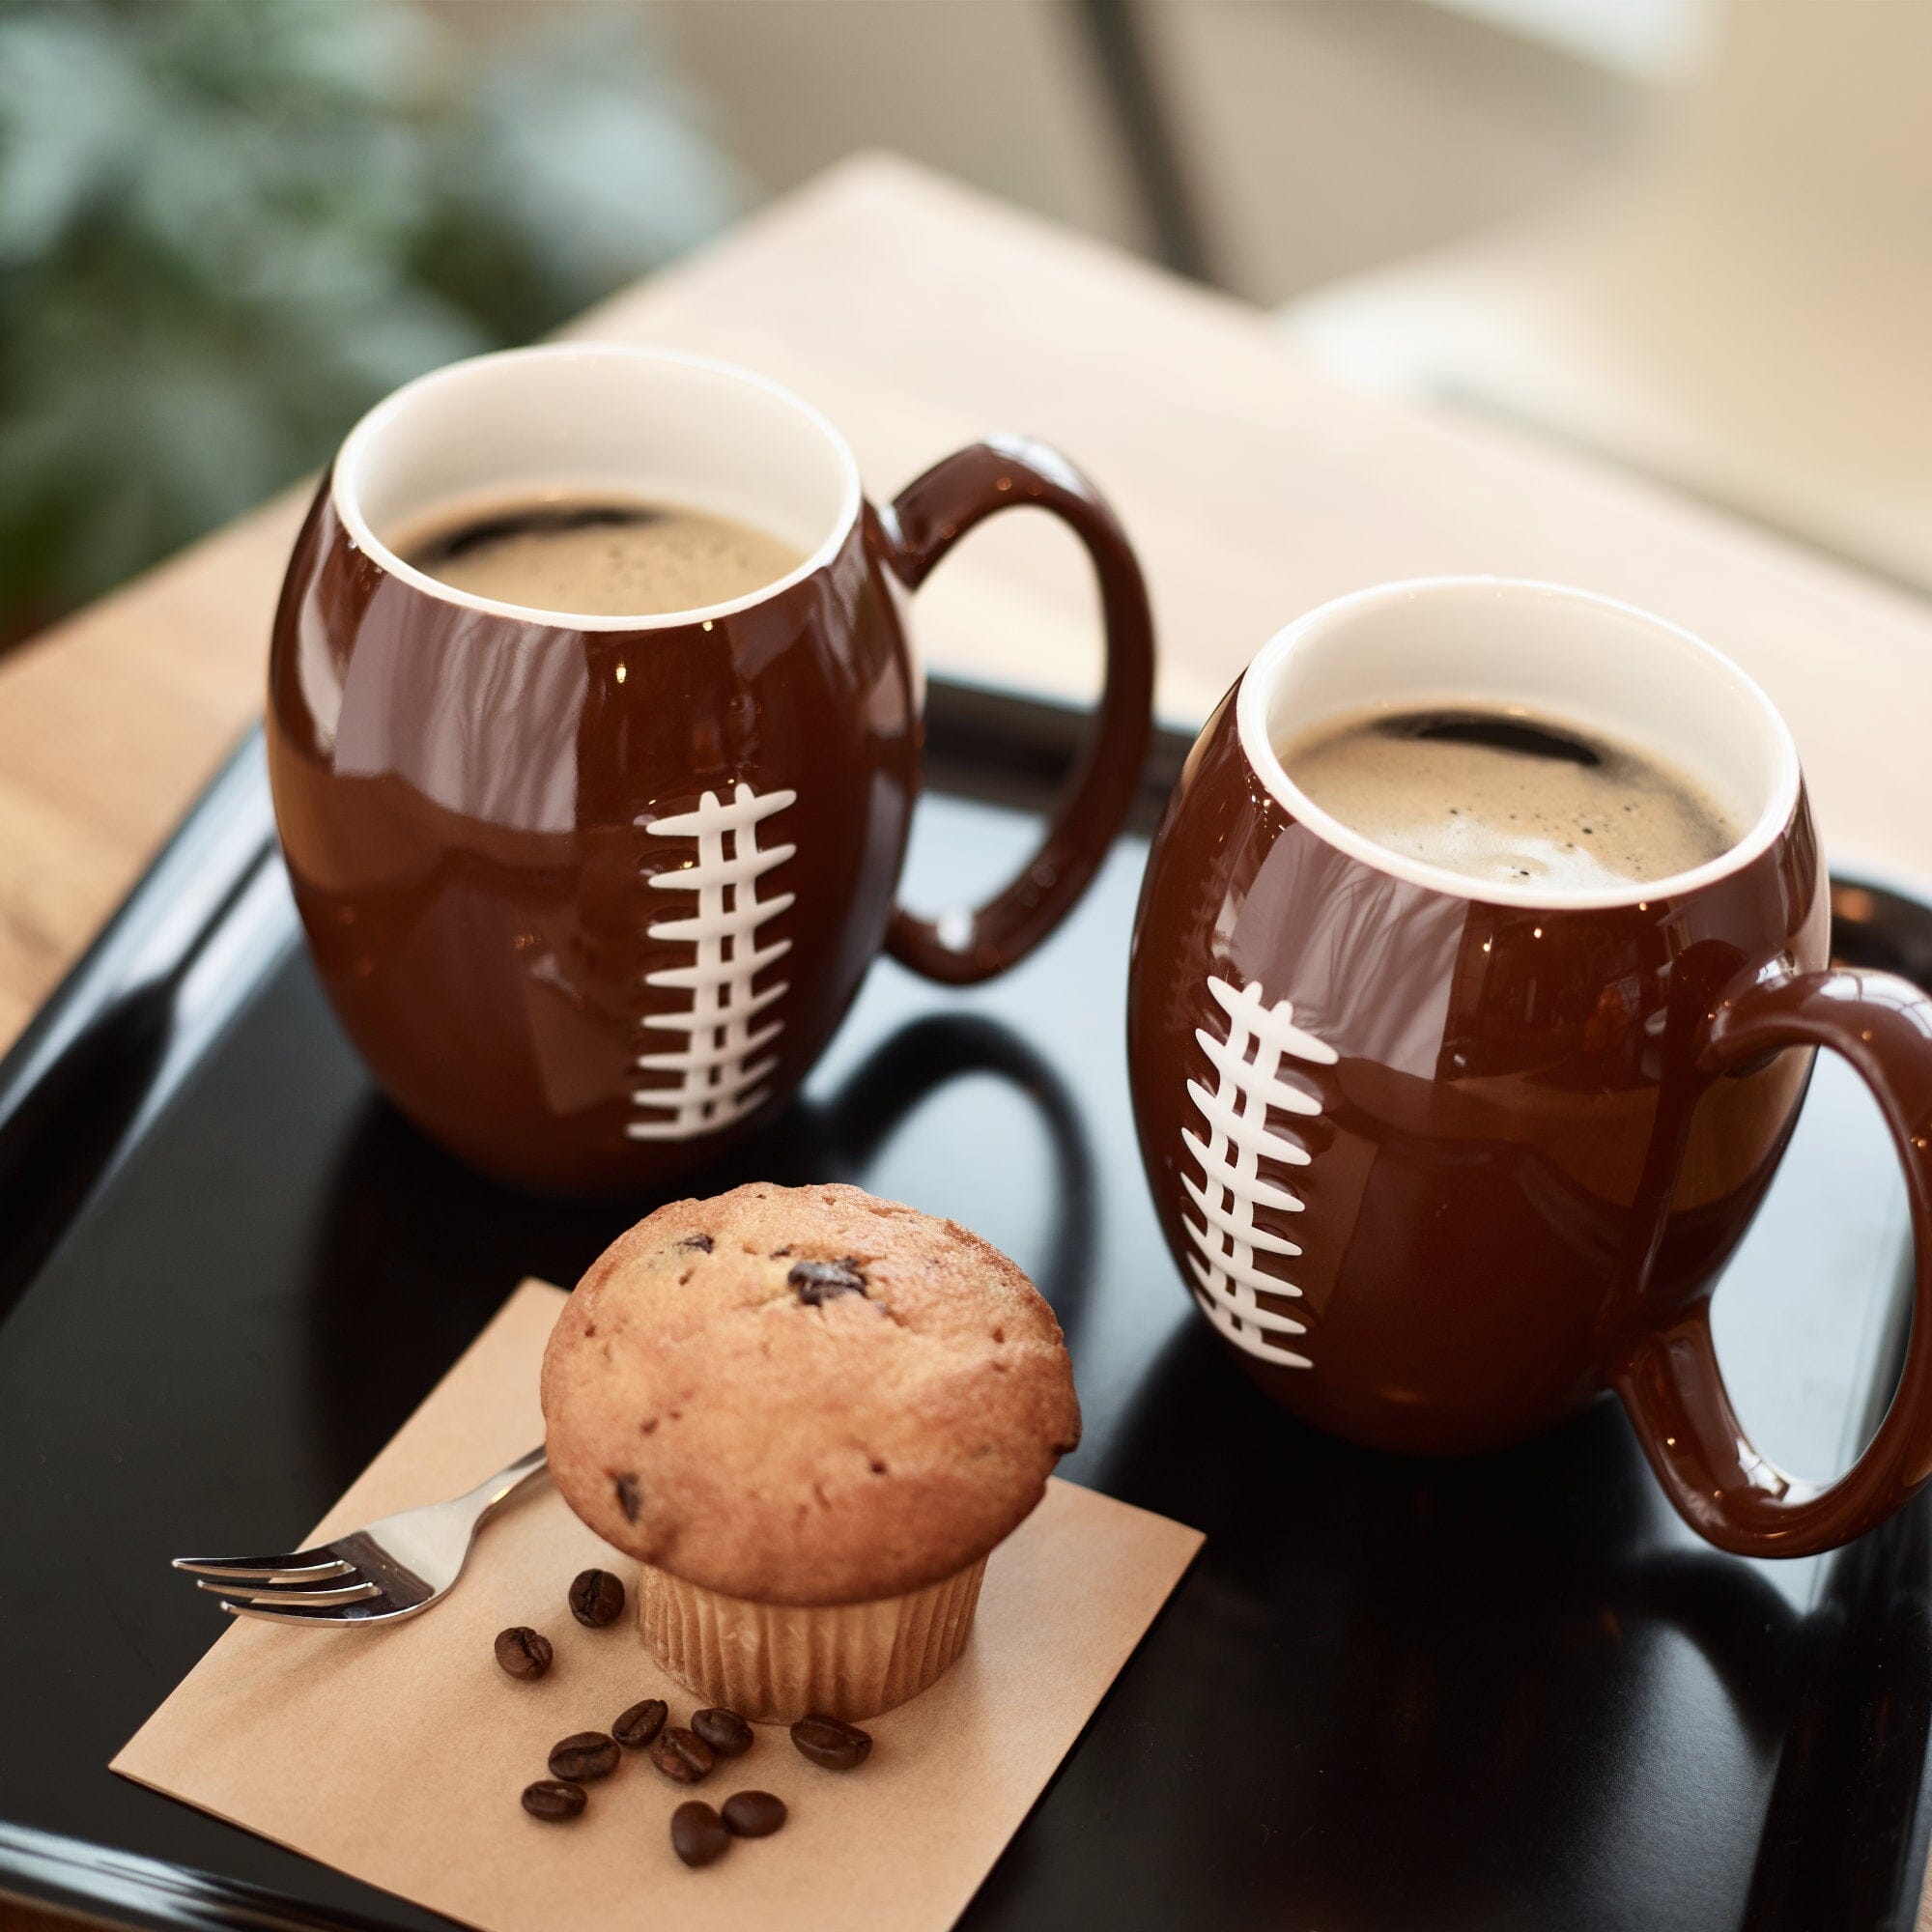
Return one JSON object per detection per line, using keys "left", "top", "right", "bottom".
{"left": 171, "top": 1549, "right": 381, "bottom": 1619}
{"left": 170, "top": 1548, "right": 347, "bottom": 1580}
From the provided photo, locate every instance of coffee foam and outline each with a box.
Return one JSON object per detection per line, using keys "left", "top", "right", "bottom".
{"left": 1278, "top": 705, "right": 1742, "bottom": 894}
{"left": 391, "top": 491, "right": 804, "bottom": 619}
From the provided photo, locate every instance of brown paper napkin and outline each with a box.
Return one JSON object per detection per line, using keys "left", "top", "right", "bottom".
{"left": 115, "top": 1282, "right": 1203, "bottom": 1932}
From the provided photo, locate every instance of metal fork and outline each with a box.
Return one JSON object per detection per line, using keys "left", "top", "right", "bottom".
{"left": 172, "top": 1444, "right": 549, "bottom": 1625}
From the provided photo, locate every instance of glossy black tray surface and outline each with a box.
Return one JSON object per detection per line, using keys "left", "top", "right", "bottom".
{"left": 2, "top": 681, "right": 1929, "bottom": 1932}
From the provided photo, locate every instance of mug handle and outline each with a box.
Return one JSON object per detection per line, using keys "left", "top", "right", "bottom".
{"left": 1610, "top": 965, "right": 1932, "bottom": 1557}
{"left": 877, "top": 437, "right": 1154, "bottom": 983}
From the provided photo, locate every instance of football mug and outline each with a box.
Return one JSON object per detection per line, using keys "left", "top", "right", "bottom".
{"left": 268, "top": 345, "right": 1153, "bottom": 1194}
{"left": 1127, "top": 578, "right": 1932, "bottom": 1557}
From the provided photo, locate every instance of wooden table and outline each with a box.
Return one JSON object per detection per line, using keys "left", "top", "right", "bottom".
{"left": 11, "top": 153, "right": 1932, "bottom": 1061}
{"left": 5, "top": 152, "right": 1932, "bottom": 1932}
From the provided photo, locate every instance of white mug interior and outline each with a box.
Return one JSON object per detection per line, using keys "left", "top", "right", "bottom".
{"left": 330, "top": 345, "right": 863, "bottom": 631}
{"left": 1236, "top": 577, "right": 1803, "bottom": 912}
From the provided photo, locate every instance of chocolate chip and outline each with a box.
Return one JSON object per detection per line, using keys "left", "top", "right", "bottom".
{"left": 671, "top": 1800, "right": 731, "bottom": 1867}
{"left": 650, "top": 1726, "right": 716, "bottom": 1784}
{"left": 569, "top": 1568, "right": 625, "bottom": 1627}
{"left": 722, "top": 1789, "right": 787, "bottom": 1837}
{"left": 494, "top": 1626, "right": 553, "bottom": 1680}
{"left": 614, "top": 1472, "right": 643, "bottom": 1522}
{"left": 789, "top": 1258, "right": 866, "bottom": 1305}
{"left": 548, "top": 1731, "right": 620, "bottom": 1781}
{"left": 790, "top": 1713, "right": 871, "bottom": 1770}
{"left": 679, "top": 1233, "right": 714, "bottom": 1253}
{"left": 691, "top": 1707, "right": 753, "bottom": 1758}
{"left": 522, "top": 1779, "right": 585, "bottom": 1821}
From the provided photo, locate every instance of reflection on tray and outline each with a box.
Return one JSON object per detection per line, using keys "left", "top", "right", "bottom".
{"left": 301, "top": 1012, "right": 1094, "bottom": 1475}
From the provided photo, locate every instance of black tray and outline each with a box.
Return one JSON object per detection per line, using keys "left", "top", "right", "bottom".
{"left": 3, "top": 679, "right": 1930, "bottom": 1932}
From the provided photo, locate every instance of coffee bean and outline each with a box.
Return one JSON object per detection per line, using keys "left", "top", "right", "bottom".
{"left": 613, "top": 1697, "right": 668, "bottom": 1749}
{"left": 494, "top": 1627, "right": 553, "bottom": 1681}
{"left": 548, "top": 1731, "right": 620, "bottom": 1781}
{"left": 722, "top": 1789, "right": 787, "bottom": 1837}
{"left": 691, "top": 1707, "right": 753, "bottom": 1758}
{"left": 569, "top": 1568, "right": 625, "bottom": 1627}
{"left": 790, "top": 1713, "right": 871, "bottom": 1770}
{"left": 614, "top": 1472, "right": 643, "bottom": 1522}
{"left": 649, "top": 1726, "right": 716, "bottom": 1784}
{"left": 679, "top": 1233, "right": 714, "bottom": 1254}
{"left": 521, "top": 1779, "right": 585, "bottom": 1821}
{"left": 789, "top": 1258, "right": 866, "bottom": 1305}
{"left": 670, "top": 1800, "right": 731, "bottom": 1867}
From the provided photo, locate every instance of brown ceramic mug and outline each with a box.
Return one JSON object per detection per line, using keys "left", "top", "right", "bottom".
{"left": 1128, "top": 578, "right": 1932, "bottom": 1557}
{"left": 268, "top": 345, "right": 1152, "bottom": 1194}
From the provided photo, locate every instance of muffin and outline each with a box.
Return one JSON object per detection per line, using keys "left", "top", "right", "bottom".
{"left": 541, "top": 1182, "right": 1081, "bottom": 1721}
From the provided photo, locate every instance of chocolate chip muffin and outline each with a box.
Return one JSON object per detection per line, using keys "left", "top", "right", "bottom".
{"left": 541, "top": 1182, "right": 1080, "bottom": 1720}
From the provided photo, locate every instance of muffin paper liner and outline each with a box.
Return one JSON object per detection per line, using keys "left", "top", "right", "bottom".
{"left": 638, "top": 1556, "right": 989, "bottom": 1721}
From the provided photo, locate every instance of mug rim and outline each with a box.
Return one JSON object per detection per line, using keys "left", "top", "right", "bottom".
{"left": 329, "top": 343, "right": 866, "bottom": 633}
{"left": 1235, "top": 575, "right": 1804, "bottom": 913}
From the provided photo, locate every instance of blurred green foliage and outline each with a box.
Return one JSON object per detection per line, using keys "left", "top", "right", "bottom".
{"left": 0, "top": 0, "right": 743, "bottom": 638}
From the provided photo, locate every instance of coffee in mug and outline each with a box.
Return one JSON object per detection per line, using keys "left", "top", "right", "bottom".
{"left": 1276, "top": 704, "right": 1740, "bottom": 893}
{"left": 1128, "top": 577, "right": 1932, "bottom": 1559}
{"left": 393, "top": 493, "right": 805, "bottom": 617}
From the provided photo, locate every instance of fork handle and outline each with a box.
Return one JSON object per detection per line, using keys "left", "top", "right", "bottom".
{"left": 457, "top": 1444, "right": 550, "bottom": 1525}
